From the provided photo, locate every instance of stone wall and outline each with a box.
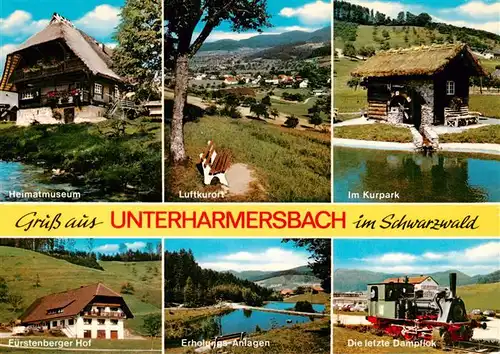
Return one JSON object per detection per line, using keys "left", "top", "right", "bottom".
{"left": 17, "top": 105, "right": 107, "bottom": 126}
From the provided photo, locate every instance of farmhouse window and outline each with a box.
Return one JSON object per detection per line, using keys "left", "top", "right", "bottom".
{"left": 52, "top": 321, "right": 57, "bottom": 327}
{"left": 94, "top": 83, "right": 103, "bottom": 95}
{"left": 98, "top": 319, "right": 105, "bottom": 325}
{"left": 84, "top": 318, "right": 92, "bottom": 325}
{"left": 446, "top": 81, "right": 455, "bottom": 95}
{"left": 111, "top": 319, "right": 118, "bottom": 325}
{"left": 21, "top": 91, "right": 34, "bottom": 100}
{"left": 68, "top": 319, "right": 74, "bottom": 325}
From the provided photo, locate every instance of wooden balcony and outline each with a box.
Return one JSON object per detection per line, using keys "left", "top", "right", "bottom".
{"left": 12, "top": 58, "right": 85, "bottom": 83}
{"left": 82, "top": 311, "right": 125, "bottom": 319}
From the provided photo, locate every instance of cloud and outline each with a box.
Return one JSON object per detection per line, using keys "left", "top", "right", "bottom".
{"left": 0, "top": 44, "right": 18, "bottom": 72}
{"left": 199, "top": 247, "right": 309, "bottom": 272}
{"left": 204, "top": 26, "right": 319, "bottom": 43}
{"left": 94, "top": 244, "right": 120, "bottom": 253}
{"left": 353, "top": 241, "right": 500, "bottom": 276}
{"left": 360, "top": 252, "right": 418, "bottom": 264}
{"left": 125, "top": 241, "right": 147, "bottom": 251}
{"left": 441, "top": 1, "right": 500, "bottom": 19}
{"left": 433, "top": 16, "right": 500, "bottom": 35}
{"left": 279, "top": 1, "right": 331, "bottom": 25}
{"left": 75, "top": 4, "right": 120, "bottom": 37}
{"left": 104, "top": 42, "right": 117, "bottom": 49}
{"left": 0, "top": 10, "right": 49, "bottom": 36}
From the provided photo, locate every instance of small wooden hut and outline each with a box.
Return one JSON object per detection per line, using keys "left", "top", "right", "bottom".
{"left": 351, "top": 44, "right": 486, "bottom": 128}
{"left": 0, "top": 13, "right": 122, "bottom": 125}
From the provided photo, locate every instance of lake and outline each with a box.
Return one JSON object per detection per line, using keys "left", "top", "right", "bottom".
{"left": 334, "top": 147, "right": 500, "bottom": 202}
{"left": 219, "top": 302, "right": 325, "bottom": 335}
{"left": 0, "top": 161, "right": 80, "bottom": 201}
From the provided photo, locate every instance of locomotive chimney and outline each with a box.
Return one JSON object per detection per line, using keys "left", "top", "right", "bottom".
{"left": 449, "top": 272, "right": 457, "bottom": 297}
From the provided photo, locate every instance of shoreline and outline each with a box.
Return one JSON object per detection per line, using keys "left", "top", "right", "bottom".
{"left": 333, "top": 138, "right": 500, "bottom": 156}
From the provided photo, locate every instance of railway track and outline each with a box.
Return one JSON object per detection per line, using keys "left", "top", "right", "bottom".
{"left": 445, "top": 340, "right": 500, "bottom": 353}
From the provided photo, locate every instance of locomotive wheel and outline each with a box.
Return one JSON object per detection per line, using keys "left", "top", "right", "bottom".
{"left": 441, "top": 331, "right": 452, "bottom": 347}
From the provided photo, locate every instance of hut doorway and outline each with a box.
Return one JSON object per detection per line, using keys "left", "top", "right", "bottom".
{"left": 410, "top": 91, "right": 422, "bottom": 128}
{"left": 388, "top": 94, "right": 411, "bottom": 124}
{"left": 63, "top": 107, "right": 74, "bottom": 123}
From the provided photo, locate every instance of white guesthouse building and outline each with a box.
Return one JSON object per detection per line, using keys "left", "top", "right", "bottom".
{"left": 19, "top": 283, "right": 133, "bottom": 339}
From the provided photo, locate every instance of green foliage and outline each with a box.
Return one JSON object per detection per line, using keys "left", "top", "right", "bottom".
{"left": 7, "top": 294, "right": 23, "bottom": 313}
{"left": 250, "top": 103, "right": 269, "bottom": 119}
{"left": 294, "top": 301, "right": 315, "bottom": 313}
{"left": 142, "top": 313, "right": 162, "bottom": 337}
{"left": 309, "top": 112, "right": 323, "bottom": 127}
{"left": 343, "top": 42, "right": 357, "bottom": 57}
{"left": 113, "top": 0, "right": 161, "bottom": 100}
{"left": 334, "top": 21, "right": 358, "bottom": 42}
{"left": 284, "top": 115, "right": 300, "bottom": 128}
{"left": 282, "top": 92, "right": 304, "bottom": 102}
{"left": 261, "top": 95, "right": 272, "bottom": 106}
{"left": 183, "top": 277, "right": 197, "bottom": 307}
{"left": 255, "top": 324, "right": 262, "bottom": 332}
{"left": 0, "top": 277, "right": 8, "bottom": 303}
{"left": 358, "top": 45, "right": 375, "bottom": 57}
{"left": 242, "top": 288, "right": 263, "bottom": 306}
{"left": 121, "top": 282, "right": 135, "bottom": 295}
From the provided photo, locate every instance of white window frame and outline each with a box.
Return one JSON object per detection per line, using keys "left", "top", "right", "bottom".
{"left": 21, "top": 91, "right": 34, "bottom": 100}
{"left": 446, "top": 80, "right": 455, "bottom": 96}
{"left": 94, "top": 83, "right": 103, "bottom": 95}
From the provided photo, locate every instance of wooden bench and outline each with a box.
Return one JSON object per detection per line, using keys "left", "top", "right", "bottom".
{"left": 199, "top": 140, "right": 231, "bottom": 186}
{"left": 444, "top": 106, "right": 479, "bottom": 127}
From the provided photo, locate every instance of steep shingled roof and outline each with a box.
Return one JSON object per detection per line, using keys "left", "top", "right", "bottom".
{"left": 351, "top": 43, "right": 487, "bottom": 78}
{"left": 0, "top": 13, "right": 121, "bottom": 91}
{"left": 19, "top": 283, "right": 133, "bottom": 324}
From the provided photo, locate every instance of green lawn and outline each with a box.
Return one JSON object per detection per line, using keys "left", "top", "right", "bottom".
{"left": 283, "top": 293, "right": 330, "bottom": 305}
{"left": 459, "top": 282, "right": 500, "bottom": 312}
{"left": 334, "top": 58, "right": 367, "bottom": 116}
{"left": 439, "top": 125, "right": 500, "bottom": 144}
{"left": 333, "top": 124, "right": 413, "bottom": 143}
{"left": 0, "top": 247, "right": 162, "bottom": 336}
{"left": 0, "top": 118, "right": 161, "bottom": 201}
{"left": 470, "top": 95, "right": 500, "bottom": 118}
{"left": 165, "top": 115, "right": 331, "bottom": 202}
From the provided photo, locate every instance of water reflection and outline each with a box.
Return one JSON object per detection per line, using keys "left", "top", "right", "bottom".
{"left": 334, "top": 147, "right": 500, "bottom": 202}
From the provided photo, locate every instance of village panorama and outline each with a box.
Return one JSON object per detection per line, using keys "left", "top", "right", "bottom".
{"left": 165, "top": 0, "right": 332, "bottom": 203}
{"left": 0, "top": 1, "right": 162, "bottom": 202}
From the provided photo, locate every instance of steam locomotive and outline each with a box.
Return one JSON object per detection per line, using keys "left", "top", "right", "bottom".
{"left": 366, "top": 273, "right": 486, "bottom": 344}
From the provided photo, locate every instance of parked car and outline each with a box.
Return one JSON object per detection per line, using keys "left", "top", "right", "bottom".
{"left": 471, "top": 309, "right": 483, "bottom": 315}
{"left": 341, "top": 304, "right": 352, "bottom": 312}
{"left": 483, "top": 309, "right": 496, "bottom": 317}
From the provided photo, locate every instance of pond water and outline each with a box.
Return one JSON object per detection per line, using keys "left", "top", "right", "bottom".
{"left": 0, "top": 161, "right": 80, "bottom": 201}
{"left": 334, "top": 147, "right": 500, "bottom": 202}
{"left": 219, "top": 302, "right": 324, "bottom": 335}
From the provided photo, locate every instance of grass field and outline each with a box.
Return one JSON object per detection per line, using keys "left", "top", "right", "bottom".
{"left": 0, "top": 247, "right": 162, "bottom": 336}
{"left": 459, "top": 283, "right": 500, "bottom": 312}
{"left": 333, "top": 124, "right": 413, "bottom": 143}
{"left": 0, "top": 118, "right": 161, "bottom": 201}
{"left": 283, "top": 293, "right": 330, "bottom": 305}
{"left": 439, "top": 125, "right": 500, "bottom": 144}
{"left": 469, "top": 95, "right": 500, "bottom": 118}
{"left": 0, "top": 337, "right": 162, "bottom": 353}
{"left": 165, "top": 116, "right": 331, "bottom": 202}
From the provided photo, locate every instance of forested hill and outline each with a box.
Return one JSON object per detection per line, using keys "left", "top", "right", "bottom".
{"left": 164, "top": 249, "right": 276, "bottom": 307}
{"left": 333, "top": 0, "right": 500, "bottom": 51}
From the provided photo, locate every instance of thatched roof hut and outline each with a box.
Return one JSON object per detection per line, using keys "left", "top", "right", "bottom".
{"left": 351, "top": 44, "right": 487, "bottom": 127}
{"left": 352, "top": 43, "right": 487, "bottom": 78}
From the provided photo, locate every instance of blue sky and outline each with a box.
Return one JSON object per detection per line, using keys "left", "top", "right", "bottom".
{"left": 166, "top": 238, "right": 311, "bottom": 272}
{"left": 70, "top": 238, "right": 161, "bottom": 254}
{"left": 334, "top": 239, "right": 500, "bottom": 276}
{"left": 1, "top": 1, "right": 124, "bottom": 68}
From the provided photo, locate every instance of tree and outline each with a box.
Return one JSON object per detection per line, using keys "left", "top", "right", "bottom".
{"left": 396, "top": 11, "right": 405, "bottom": 24}
{"left": 183, "top": 276, "right": 196, "bottom": 307}
{"left": 0, "top": 277, "right": 8, "bottom": 302}
{"left": 250, "top": 103, "right": 269, "bottom": 119}
{"left": 142, "top": 313, "right": 162, "bottom": 349}
{"left": 270, "top": 108, "right": 279, "bottom": 119}
{"left": 284, "top": 115, "right": 299, "bottom": 128}
{"left": 261, "top": 95, "right": 271, "bottom": 106}
{"left": 165, "top": 0, "right": 271, "bottom": 163}
{"left": 347, "top": 77, "right": 361, "bottom": 90}
{"left": 8, "top": 294, "right": 23, "bottom": 313}
{"left": 86, "top": 239, "right": 94, "bottom": 257}
{"left": 283, "top": 239, "right": 331, "bottom": 293}
{"left": 309, "top": 112, "right": 323, "bottom": 128}
{"left": 113, "top": 0, "right": 161, "bottom": 100}
{"left": 146, "top": 242, "right": 154, "bottom": 260}
{"left": 294, "top": 300, "right": 315, "bottom": 313}
{"left": 343, "top": 42, "right": 357, "bottom": 58}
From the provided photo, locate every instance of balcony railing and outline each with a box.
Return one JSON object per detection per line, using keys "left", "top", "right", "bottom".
{"left": 12, "top": 58, "right": 85, "bottom": 82}
{"left": 83, "top": 311, "right": 125, "bottom": 318}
